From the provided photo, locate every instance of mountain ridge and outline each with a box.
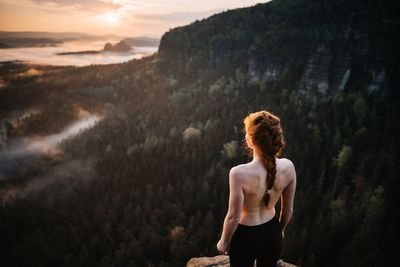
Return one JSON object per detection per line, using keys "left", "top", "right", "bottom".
{"left": 157, "top": 0, "right": 398, "bottom": 98}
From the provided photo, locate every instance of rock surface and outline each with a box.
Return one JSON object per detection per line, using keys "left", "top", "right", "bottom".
{"left": 187, "top": 255, "right": 298, "bottom": 267}
{"left": 103, "top": 40, "right": 132, "bottom": 52}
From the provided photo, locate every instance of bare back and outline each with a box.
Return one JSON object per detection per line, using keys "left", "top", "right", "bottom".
{"left": 234, "top": 157, "right": 296, "bottom": 226}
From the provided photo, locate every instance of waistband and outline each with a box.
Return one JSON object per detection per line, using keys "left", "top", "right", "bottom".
{"left": 237, "top": 214, "right": 278, "bottom": 229}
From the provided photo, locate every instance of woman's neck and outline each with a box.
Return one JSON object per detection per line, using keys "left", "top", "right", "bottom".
{"left": 252, "top": 150, "right": 264, "bottom": 163}
{"left": 252, "top": 150, "right": 276, "bottom": 163}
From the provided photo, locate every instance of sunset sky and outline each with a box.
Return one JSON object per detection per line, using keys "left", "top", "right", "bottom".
{"left": 0, "top": 0, "right": 271, "bottom": 37}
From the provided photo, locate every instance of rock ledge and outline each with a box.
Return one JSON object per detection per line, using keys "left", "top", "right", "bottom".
{"left": 187, "top": 255, "right": 298, "bottom": 267}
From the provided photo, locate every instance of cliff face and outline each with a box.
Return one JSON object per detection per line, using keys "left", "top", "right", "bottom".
{"left": 186, "top": 256, "right": 298, "bottom": 267}
{"left": 157, "top": 0, "right": 397, "bottom": 97}
{"left": 298, "top": 10, "right": 387, "bottom": 99}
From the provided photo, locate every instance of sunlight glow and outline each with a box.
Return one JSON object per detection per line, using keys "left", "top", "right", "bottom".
{"left": 0, "top": 0, "right": 271, "bottom": 36}
{"left": 103, "top": 12, "right": 120, "bottom": 24}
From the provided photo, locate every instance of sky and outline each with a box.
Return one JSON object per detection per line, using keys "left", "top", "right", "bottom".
{"left": 0, "top": 0, "right": 271, "bottom": 37}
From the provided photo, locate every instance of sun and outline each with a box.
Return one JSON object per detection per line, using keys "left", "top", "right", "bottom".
{"left": 103, "top": 12, "right": 119, "bottom": 24}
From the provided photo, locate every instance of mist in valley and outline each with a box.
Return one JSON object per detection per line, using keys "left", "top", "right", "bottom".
{"left": 0, "top": 39, "right": 158, "bottom": 66}
{"left": 0, "top": 104, "right": 103, "bottom": 203}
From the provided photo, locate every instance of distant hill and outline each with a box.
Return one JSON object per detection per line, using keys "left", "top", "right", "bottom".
{"left": 0, "top": 31, "right": 120, "bottom": 41}
{"left": 0, "top": 31, "right": 159, "bottom": 43}
{"left": 0, "top": 31, "right": 160, "bottom": 49}
{"left": 56, "top": 50, "right": 100, "bottom": 56}
{"left": 0, "top": 37, "right": 64, "bottom": 48}
{"left": 0, "top": 31, "right": 91, "bottom": 39}
{"left": 0, "top": 42, "right": 13, "bottom": 48}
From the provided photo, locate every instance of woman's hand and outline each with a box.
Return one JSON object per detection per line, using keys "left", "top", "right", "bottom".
{"left": 216, "top": 239, "right": 229, "bottom": 255}
{"left": 282, "top": 230, "right": 285, "bottom": 239}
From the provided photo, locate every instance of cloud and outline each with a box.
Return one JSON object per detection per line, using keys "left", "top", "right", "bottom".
{"left": 29, "top": 0, "right": 122, "bottom": 14}
{"left": 134, "top": 9, "right": 224, "bottom": 23}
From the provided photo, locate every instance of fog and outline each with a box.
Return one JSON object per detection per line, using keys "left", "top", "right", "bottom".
{"left": 0, "top": 158, "right": 97, "bottom": 205}
{"left": 1, "top": 108, "right": 41, "bottom": 127}
{"left": 0, "top": 113, "right": 103, "bottom": 179}
{"left": 0, "top": 106, "right": 103, "bottom": 204}
{"left": 0, "top": 39, "right": 158, "bottom": 66}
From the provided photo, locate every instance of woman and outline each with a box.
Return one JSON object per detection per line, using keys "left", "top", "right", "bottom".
{"left": 216, "top": 110, "right": 297, "bottom": 267}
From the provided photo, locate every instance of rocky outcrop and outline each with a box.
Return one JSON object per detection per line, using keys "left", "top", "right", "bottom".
{"left": 186, "top": 255, "right": 298, "bottom": 267}
{"left": 103, "top": 40, "right": 132, "bottom": 52}
{"left": 58, "top": 40, "right": 133, "bottom": 55}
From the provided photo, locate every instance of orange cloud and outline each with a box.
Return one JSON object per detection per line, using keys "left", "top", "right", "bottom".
{"left": 29, "top": 0, "right": 122, "bottom": 14}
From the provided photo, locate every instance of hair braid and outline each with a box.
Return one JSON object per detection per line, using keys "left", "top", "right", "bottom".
{"left": 243, "top": 110, "right": 285, "bottom": 206}
{"left": 261, "top": 154, "right": 277, "bottom": 205}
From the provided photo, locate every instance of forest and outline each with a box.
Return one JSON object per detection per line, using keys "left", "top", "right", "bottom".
{"left": 0, "top": 0, "right": 399, "bottom": 266}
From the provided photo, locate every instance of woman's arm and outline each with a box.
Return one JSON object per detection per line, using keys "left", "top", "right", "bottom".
{"left": 279, "top": 159, "right": 297, "bottom": 233}
{"left": 217, "top": 167, "right": 244, "bottom": 254}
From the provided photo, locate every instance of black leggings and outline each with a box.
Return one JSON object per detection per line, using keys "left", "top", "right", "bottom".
{"left": 229, "top": 214, "right": 283, "bottom": 267}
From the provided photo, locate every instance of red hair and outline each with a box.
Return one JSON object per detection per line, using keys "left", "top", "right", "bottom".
{"left": 243, "top": 110, "right": 285, "bottom": 206}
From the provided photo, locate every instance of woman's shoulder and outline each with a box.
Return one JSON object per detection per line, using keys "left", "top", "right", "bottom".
{"left": 229, "top": 164, "right": 247, "bottom": 175}
{"left": 277, "top": 158, "right": 295, "bottom": 175}
{"left": 277, "top": 157, "right": 295, "bottom": 169}
{"left": 229, "top": 163, "right": 255, "bottom": 180}
{"left": 277, "top": 157, "right": 296, "bottom": 182}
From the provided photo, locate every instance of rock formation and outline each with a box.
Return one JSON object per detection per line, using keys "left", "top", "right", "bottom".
{"left": 186, "top": 255, "right": 298, "bottom": 267}
{"left": 103, "top": 40, "right": 132, "bottom": 52}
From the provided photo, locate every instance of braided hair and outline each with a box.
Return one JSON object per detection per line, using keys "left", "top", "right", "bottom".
{"left": 243, "top": 110, "right": 285, "bottom": 206}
